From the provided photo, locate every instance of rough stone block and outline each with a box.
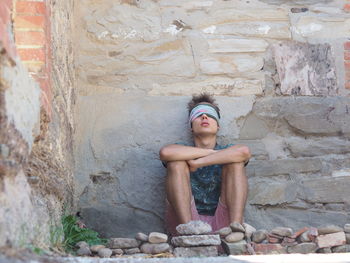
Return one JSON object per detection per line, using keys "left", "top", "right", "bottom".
{"left": 217, "top": 227, "right": 232, "bottom": 237}
{"left": 148, "top": 77, "right": 263, "bottom": 97}
{"left": 199, "top": 54, "right": 264, "bottom": 74}
{"left": 230, "top": 222, "right": 245, "bottom": 233}
{"left": 243, "top": 223, "right": 256, "bottom": 239}
{"left": 176, "top": 220, "right": 212, "bottom": 235}
{"left": 140, "top": 243, "right": 170, "bottom": 254}
{"left": 271, "top": 227, "right": 293, "bottom": 237}
{"left": 252, "top": 230, "right": 268, "bottom": 243}
{"left": 202, "top": 21, "right": 291, "bottom": 39}
{"left": 344, "top": 224, "right": 350, "bottom": 233}
{"left": 253, "top": 243, "right": 287, "bottom": 254}
{"left": 318, "top": 225, "right": 344, "bottom": 235}
{"left": 171, "top": 235, "right": 221, "bottom": 247}
{"left": 287, "top": 243, "right": 317, "bottom": 254}
{"left": 124, "top": 247, "right": 140, "bottom": 255}
{"left": 222, "top": 240, "right": 247, "bottom": 255}
{"left": 135, "top": 232, "right": 148, "bottom": 242}
{"left": 225, "top": 232, "right": 245, "bottom": 243}
{"left": 173, "top": 246, "right": 218, "bottom": 257}
{"left": 274, "top": 41, "right": 337, "bottom": 96}
{"left": 108, "top": 238, "right": 139, "bottom": 249}
{"left": 316, "top": 232, "right": 346, "bottom": 248}
{"left": 148, "top": 232, "right": 168, "bottom": 244}
{"left": 208, "top": 38, "right": 269, "bottom": 53}
{"left": 332, "top": 245, "right": 350, "bottom": 253}
{"left": 293, "top": 16, "right": 350, "bottom": 40}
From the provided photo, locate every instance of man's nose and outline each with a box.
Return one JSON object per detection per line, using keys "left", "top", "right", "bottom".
{"left": 201, "top": 114, "right": 208, "bottom": 119}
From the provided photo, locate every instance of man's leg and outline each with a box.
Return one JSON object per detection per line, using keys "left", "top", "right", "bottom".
{"left": 166, "top": 161, "right": 192, "bottom": 224}
{"left": 220, "top": 162, "right": 248, "bottom": 224}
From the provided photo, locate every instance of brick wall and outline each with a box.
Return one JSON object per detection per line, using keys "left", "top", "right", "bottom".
{"left": 345, "top": 41, "right": 350, "bottom": 90}
{"left": 0, "top": 0, "right": 16, "bottom": 58}
{"left": 13, "top": 0, "right": 52, "bottom": 117}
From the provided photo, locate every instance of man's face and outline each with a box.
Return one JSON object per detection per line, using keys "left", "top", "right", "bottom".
{"left": 191, "top": 111, "right": 219, "bottom": 136}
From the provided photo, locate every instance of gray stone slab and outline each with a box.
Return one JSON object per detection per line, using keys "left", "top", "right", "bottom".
{"left": 287, "top": 243, "right": 317, "bottom": 254}
{"left": 171, "top": 235, "right": 221, "bottom": 247}
{"left": 108, "top": 238, "right": 139, "bottom": 249}
{"left": 176, "top": 221, "right": 212, "bottom": 235}
{"left": 173, "top": 246, "right": 218, "bottom": 257}
{"left": 222, "top": 240, "right": 247, "bottom": 255}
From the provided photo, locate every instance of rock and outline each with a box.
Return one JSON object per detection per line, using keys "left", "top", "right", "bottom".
{"left": 332, "top": 245, "right": 350, "bottom": 253}
{"left": 252, "top": 230, "right": 268, "bottom": 243}
{"left": 124, "top": 248, "right": 140, "bottom": 255}
{"left": 217, "top": 227, "right": 232, "bottom": 237}
{"left": 346, "top": 233, "right": 350, "bottom": 244}
{"left": 287, "top": 243, "right": 317, "bottom": 254}
{"left": 171, "top": 235, "right": 221, "bottom": 247}
{"left": 243, "top": 223, "right": 256, "bottom": 239}
{"left": 148, "top": 232, "right": 168, "bottom": 244}
{"left": 208, "top": 38, "right": 268, "bottom": 53}
{"left": 173, "top": 246, "right": 218, "bottom": 257}
{"left": 317, "top": 247, "right": 332, "bottom": 253}
{"left": 225, "top": 232, "right": 245, "bottom": 243}
{"left": 135, "top": 232, "right": 148, "bottom": 242}
{"left": 221, "top": 240, "right": 247, "bottom": 255}
{"left": 98, "top": 248, "right": 112, "bottom": 258}
{"left": 90, "top": 245, "right": 105, "bottom": 253}
{"left": 316, "top": 232, "right": 346, "bottom": 248}
{"left": 176, "top": 220, "right": 212, "bottom": 235}
{"left": 318, "top": 225, "right": 343, "bottom": 235}
{"left": 77, "top": 246, "right": 92, "bottom": 256}
{"left": 291, "top": 227, "right": 309, "bottom": 239}
{"left": 268, "top": 236, "right": 282, "bottom": 243}
{"left": 291, "top": 7, "right": 308, "bottom": 13}
{"left": 281, "top": 237, "right": 297, "bottom": 246}
{"left": 253, "top": 243, "right": 287, "bottom": 255}
{"left": 274, "top": 42, "right": 337, "bottom": 96}
{"left": 75, "top": 241, "right": 89, "bottom": 248}
{"left": 344, "top": 224, "right": 350, "bottom": 233}
{"left": 271, "top": 227, "right": 293, "bottom": 237}
{"left": 108, "top": 238, "right": 139, "bottom": 249}
{"left": 111, "top": 249, "right": 123, "bottom": 255}
{"left": 140, "top": 242, "right": 170, "bottom": 254}
{"left": 230, "top": 222, "right": 245, "bottom": 233}
{"left": 299, "top": 231, "right": 311, "bottom": 243}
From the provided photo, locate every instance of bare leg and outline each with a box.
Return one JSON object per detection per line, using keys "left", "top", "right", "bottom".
{"left": 220, "top": 162, "right": 248, "bottom": 224}
{"left": 166, "top": 161, "right": 192, "bottom": 224}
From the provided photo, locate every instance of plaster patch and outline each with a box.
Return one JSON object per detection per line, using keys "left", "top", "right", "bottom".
{"left": 202, "top": 25, "right": 216, "bottom": 34}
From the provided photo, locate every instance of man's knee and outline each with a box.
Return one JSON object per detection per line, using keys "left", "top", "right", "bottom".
{"left": 222, "top": 162, "right": 245, "bottom": 173}
{"left": 167, "top": 160, "right": 189, "bottom": 173}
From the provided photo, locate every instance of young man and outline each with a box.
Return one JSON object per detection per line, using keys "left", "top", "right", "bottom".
{"left": 159, "top": 93, "right": 250, "bottom": 235}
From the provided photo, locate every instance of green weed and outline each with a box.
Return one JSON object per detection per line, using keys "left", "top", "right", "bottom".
{"left": 62, "top": 215, "right": 107, "bottom": 251}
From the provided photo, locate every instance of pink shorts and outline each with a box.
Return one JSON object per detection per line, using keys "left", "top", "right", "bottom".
{"left": 165, "top": 197, "right": 230, "bottom": 236}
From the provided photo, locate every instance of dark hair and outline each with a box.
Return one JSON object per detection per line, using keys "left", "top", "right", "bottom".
{"left": 187, "top": 93, "right": 220, "bottom": 116}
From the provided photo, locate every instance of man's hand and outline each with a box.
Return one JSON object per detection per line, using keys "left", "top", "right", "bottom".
{"left": 187, "top": 159, "right": 199, "bottom": 172}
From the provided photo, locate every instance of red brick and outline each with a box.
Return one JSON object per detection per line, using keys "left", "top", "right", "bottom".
{"left": 23, "top": 61, "right": 45, "bottom": 73}
{"left": 316, "top": 232, "right": 346, "bottom": 248}
{"left": 345, "top": 81, "right": 350, "bottom": 90}
{"left": 345, "top": 51, "right": 350, "bottom": 61}
{"left": 16, "top": 2, "right": 46, "bottom": 15}
{"left": 14, "top": 15, "right": 45, "bottom": 30}
{"left": 18, "top": 48, "right": 45, "bottom": 61}
{"left": 253, "top": 243, "right": 287, "bottom": 255}
{"left": 345, "top": 61, "right": 350, "bottom": 71}
{"left": 345, "top": 42, "right": 350, "bottom": 51}
{"left": 0, "top": 3, "right": 11, "bottom": 24}
{"left": 3, "top": 0, "right": 13, "bottom": 9}
{"left": 344, "top": 3, "right": 350, "bottom": 12}
{"left": 15, "top": 31, "right": 45, "bottom": 45}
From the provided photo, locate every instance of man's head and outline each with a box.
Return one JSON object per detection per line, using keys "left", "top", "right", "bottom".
{"left": 187, "top": 93, "right": 220, "bottom": 135}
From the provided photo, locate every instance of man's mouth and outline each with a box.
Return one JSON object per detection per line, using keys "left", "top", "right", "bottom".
{"left": 201, "top": 122, "right": 209, "bottom": 126}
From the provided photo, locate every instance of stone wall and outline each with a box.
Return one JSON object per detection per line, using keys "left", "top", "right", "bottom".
{"left": 74, "top": 0, "right": 350, "bottom": 237}
{"left": 0, "top": 0, "right": 75, "bottom": 249}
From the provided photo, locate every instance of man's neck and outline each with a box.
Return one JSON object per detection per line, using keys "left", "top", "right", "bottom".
{"left": 193, "top": 135, "right": 217, "bottom": 149}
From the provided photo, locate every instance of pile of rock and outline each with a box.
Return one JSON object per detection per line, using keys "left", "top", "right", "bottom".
{"left": 171, "top": 221, "right": 221, "bottom": 257}
{"left": 76, "top": 232, "right": 171, "bottom": 258}
{"left": 218, "top": 223, "right": 350, "bottom": 255}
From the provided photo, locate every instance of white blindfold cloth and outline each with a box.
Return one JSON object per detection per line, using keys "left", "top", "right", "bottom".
{"left": 189, "top": 103, "right": 220, "bottom": 125}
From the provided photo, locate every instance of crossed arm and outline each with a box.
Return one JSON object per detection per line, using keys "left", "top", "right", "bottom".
{"left": 159, "top": 144, "right": 251, "bottom": 172}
